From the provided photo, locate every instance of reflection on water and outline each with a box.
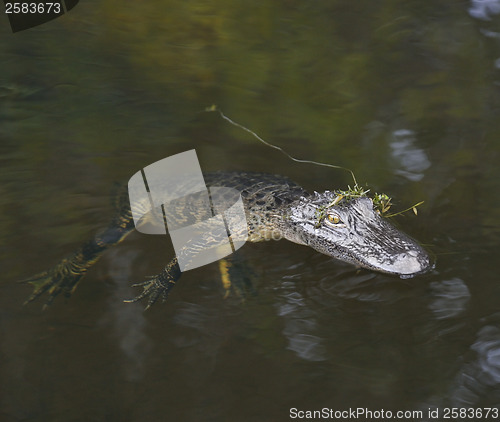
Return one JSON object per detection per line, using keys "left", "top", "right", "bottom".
{"left": 390, "top": 129, "right": 431, "bottom": 182}
{"left": 276, "top": 284, "right": 326, "bottom": 362}
{"left": 428, "top": 278, "right": 470, "bottom": 320}
{"left": 319, "top": 270, "right": 389, "bottom": 302}
{"left": 473, "top": 323, "right": 500, "bottom": 386}
{"left": 101, "top": 249, "right": 151, "bottom": 382}
{"left": 424, "top": 316, "right": 500, "bottom": 412}
{"left": 469, "top": 0, "right": 500, "bottom": 21}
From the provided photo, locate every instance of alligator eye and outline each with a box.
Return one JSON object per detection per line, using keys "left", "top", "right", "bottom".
{"left": 326, "top": 213, "right": 342, "bottom": 225}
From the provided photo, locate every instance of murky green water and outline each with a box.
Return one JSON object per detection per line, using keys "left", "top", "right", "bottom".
{"left": 2, "top": 1, "right": 500, "bottom": 421}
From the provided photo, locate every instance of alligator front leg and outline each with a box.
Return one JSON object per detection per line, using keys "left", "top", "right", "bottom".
{"left": 22, "top": 220, "right": 134, "bottom": 308}
{"left": 23, "top": 253, "right": 98, "bottom": 309}
{"left": 124, "top": 257, "right": 181, "bottom": 310}
{"left": 126, "top": 220, "right": 242, "bottom": 309}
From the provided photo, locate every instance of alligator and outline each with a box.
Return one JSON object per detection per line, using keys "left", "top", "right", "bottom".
{"left": 23, "top": 171, "right": 433, "bottom": 309}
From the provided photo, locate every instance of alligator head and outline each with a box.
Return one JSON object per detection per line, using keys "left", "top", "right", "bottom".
{"left": 285, "top": 192, "right": 433, "bottom": 278}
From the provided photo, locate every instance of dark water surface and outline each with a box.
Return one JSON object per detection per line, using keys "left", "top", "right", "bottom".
{"left": 2, "top": 1, "right": 500, "bottom": 421}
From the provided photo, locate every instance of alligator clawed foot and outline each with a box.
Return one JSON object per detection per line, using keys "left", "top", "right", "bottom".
{"left": 125, "top": 274, "right": 175, "bottom": 310}
{"left": 20, "top": 258, "right": 84, "bottom": 309}
{"left": 21, "top": 271, "right": 55, "bottom": 308}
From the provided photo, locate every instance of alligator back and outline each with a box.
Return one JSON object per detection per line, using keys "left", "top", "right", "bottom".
{"left": 129, "top": 171, "right": 308, "bottom": 240}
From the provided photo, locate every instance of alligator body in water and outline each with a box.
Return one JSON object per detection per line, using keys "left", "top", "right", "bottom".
{"left": 24, "top": 171, "right": 432, "bottom": 309}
